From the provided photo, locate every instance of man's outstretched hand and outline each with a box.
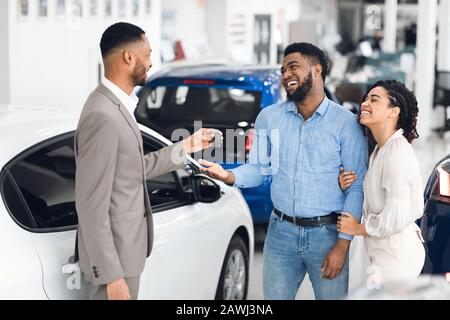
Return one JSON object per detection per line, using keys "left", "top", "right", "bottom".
{"left": 182, "top": 128, "right": 223, "bottom": 154}
{"left": 198, "top": 159, "right": 235, "bottom": 185}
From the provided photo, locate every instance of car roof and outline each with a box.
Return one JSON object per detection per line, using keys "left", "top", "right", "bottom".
{"left": 148, "top": 63, "right": 281, "bottom": 86}
{"left": 0, "top": 105, "right": 185, "bottom": 169}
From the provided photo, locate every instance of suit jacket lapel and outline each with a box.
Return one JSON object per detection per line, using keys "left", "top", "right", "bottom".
{"left": 96, "top": 83, "right": 143, "bottom": 149}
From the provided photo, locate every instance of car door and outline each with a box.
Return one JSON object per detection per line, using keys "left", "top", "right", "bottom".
{"left": 0, "top": 173, "right": 47, "bottom": 299}
{"left": 142, "top": 134, "right": 224, "bottom": 299}
{"left": 3, "top": 130, "right": 227, "bottom": 299}
{"left": 4, "top": 133, "right": 89, "bottom": 299}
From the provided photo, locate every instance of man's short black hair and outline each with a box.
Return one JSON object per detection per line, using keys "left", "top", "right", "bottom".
{"left": 284, "top": 42, "right": 328, "bottom": 82}
{"left": 100, "top": 22, "right": 145, "bottom": 58}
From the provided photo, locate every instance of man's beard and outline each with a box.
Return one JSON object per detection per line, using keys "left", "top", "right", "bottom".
{"left": 287, "top": 71, "right": 313, "bottom": 103}
{"left": 132, "top": 61, "right": 148, "bottom": 87}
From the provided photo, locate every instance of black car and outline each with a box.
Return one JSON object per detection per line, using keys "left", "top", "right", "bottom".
{"left": 421, "top": 154, "right": 450, "bottom": 280}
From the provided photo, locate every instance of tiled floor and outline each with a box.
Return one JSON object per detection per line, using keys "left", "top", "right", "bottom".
{"left": 247, "top": 132, "right": 450, "bottom": 300}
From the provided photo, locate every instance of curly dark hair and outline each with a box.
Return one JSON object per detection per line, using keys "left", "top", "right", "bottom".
{"left": 363, "top": 79, "right": 419, "bottom": 143}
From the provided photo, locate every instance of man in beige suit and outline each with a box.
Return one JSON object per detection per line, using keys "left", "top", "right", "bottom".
{"left": 75, "top": 23, "right": 219, "bottom": 300}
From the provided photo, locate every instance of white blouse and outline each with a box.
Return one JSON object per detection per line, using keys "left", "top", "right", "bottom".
{"left": 362, "top": 129, "right": 424, "bottom": 238}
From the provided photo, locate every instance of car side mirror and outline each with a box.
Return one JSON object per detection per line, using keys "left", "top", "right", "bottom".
{"left": 192, "top": 174, "right": 222, "bottom": 203}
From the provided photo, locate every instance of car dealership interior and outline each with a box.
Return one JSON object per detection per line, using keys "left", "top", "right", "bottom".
{"left": 1, "top": 0, "right": 450, "bottom": 300}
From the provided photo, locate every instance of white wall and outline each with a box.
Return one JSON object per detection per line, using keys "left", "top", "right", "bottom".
{"left": 161, "top": 0, "right": 207, "bottom": 45}
{"left": 205, "top": 0, "right": 227, "bottom": 60}
{"left": 415, "top": 0, "right": 437, "bottom": 140}
{"left": 0, "top": 0, "right": 10, "bottom": 105}
{"left": 205, "top": 0, "right": 301, "bottom": 64}
{"left": 4, "top": 0, "right": 161, "bottom": 109}
{"left": 161, "top": 0, "right": 212, "bottom": 61}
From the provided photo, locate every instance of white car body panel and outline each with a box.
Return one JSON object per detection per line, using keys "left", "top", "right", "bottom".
{"left": 0, "top": 201, "right": 46, "bottom": 299}
{"left": 0, "top": 105, "right": 254, "bottom": 299}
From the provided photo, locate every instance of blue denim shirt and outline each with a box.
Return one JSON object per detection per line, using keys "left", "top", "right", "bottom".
{"left": 231, "top": 96, "right": 368, "bottom": 240}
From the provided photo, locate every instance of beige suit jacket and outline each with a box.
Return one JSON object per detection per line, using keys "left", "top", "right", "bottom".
{"left": 75, "top": 83, "right": 186, "bottom": 285}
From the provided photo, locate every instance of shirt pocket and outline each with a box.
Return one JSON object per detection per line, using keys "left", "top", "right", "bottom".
{"left": 110, "top": 209, "right": 143, "bottom": 223}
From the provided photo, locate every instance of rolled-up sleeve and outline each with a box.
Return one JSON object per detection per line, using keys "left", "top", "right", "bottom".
{"left": 230, "top": 110, "right": 272, "bottom": 188}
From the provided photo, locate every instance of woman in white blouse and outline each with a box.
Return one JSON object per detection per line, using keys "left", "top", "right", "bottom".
{"left": 337, "top": 80, "right": 425, "bottom": 284}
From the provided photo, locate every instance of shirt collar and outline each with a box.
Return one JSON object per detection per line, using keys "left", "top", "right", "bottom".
{"left": 386, "top": 128, "right": 404, "bottom": 143}
{"left": 102, "top": 77, "right": 138, "bottom": 119}
{"left": 285, "top": 95, "right": 330, "bottom": 117}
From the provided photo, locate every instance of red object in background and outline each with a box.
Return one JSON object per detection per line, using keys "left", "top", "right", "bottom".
{"left": 174, "top": 40, "right": 186, "bottom": 61}
{"left": 245, "top": 129, "right": 254, "bottom": 153}
{"left": 183, "top": 79, "right": 216, "bottom": 85}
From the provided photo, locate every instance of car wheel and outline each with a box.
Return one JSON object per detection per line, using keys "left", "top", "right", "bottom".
{"left": 215, "top": 234, "right": 249, "bottom": 300}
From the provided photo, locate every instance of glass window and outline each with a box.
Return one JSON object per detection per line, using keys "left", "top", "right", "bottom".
{"left": 1, "top": 133, "right": 191, "bottom": 231}
{"left": 139, "top": 86, "right": 261, "bottom": 125}
{"left": 145, "top": 86, "right": 166, "bottom": 109}
{"left": 132, "top": 0, "right": 139, "bottom": 16}
{"left": 71, "top": 0, "right": 83, "bottom": 17}
{"left": 38, "top": 0, "right": 48, "bottom": 17}
{"left": 118, "top": 0, "right": 126, "bottom": 17}
{"left": 5, "top": 136, "right": 77, "bottom": 230}
{"left": 1, "top": 174, "right": 35, "bottom": 228}
{"left": 56, "top": 0, "right": 66, "bottom": 18}
{"left": 89, "top": 0, "right": 98, "bottom": 16}
{"left": 147, "top": 172, "right": 183, "bottom": 207}
{"left": 142, "top": 135, "right": 186, "bottom": 209}
{"left": 104, "top": 0, "right": 112, "bottom": 17}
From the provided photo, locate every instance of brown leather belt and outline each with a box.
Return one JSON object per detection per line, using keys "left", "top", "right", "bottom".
{"left": 273, "top": 208, "right": 339, "bottom": 227}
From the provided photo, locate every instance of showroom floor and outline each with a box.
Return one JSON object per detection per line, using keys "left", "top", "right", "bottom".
{"left": 247, "top": 131, "right": 450, "bottom": 300}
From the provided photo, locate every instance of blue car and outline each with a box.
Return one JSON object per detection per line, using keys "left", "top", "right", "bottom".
{"left": 135, "top": 63, "right": 338, "bottom": 225}
{"left": 421, "top": 154, "right": 450, "bottom": 279}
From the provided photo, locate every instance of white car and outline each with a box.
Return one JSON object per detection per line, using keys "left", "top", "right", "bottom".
{"left": 0, "top": 105, "right": 254, "bottom": 300}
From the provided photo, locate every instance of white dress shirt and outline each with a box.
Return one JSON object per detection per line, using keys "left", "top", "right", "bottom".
{"left": 102, "top": 77, "right": 139, "bottom": 124}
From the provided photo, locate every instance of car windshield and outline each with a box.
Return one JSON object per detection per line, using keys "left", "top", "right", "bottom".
{"left": 139, "top": 85, "right": 261, "bottom": 125}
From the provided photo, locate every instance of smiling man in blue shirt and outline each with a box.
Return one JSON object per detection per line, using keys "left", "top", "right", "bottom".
{"left": 199, "top": 43, "right": 368, "bottom": 300}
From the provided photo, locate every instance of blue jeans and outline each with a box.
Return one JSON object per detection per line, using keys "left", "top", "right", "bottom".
{"left": 263, "top": 212, "right": 349, "bottom": 300}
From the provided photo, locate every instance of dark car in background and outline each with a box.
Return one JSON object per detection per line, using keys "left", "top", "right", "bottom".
{"left": 421, "top": 154, "right": 450, "bottom": 280}
{"left": 135, "top": 63, "right": 339, "bottom": 225}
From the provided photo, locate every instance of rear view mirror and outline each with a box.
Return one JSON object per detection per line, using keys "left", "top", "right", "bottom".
{"left": 192, "top": 174, "right": 221, "bottom": 203}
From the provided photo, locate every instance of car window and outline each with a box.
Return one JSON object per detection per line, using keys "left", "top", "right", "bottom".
{"left": 142, "top": 133, "right": 192, "bottom": 212}
{"left": 1, "top": 173, "right": 36, "bottom": 228}
{"left": 3, "top": 135, "right": 77, "bottom": 231}
{"left": 1, "top": 132, "right": 194, "bottom": 232}
{"left": 146, "top": 86, "right": 166, "bottom": 109}
{"left": 139, "top": 86, "right": 262, "bottom": 125}
{"left": 146, "top": 172, "right": 182, "bottom": 207}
